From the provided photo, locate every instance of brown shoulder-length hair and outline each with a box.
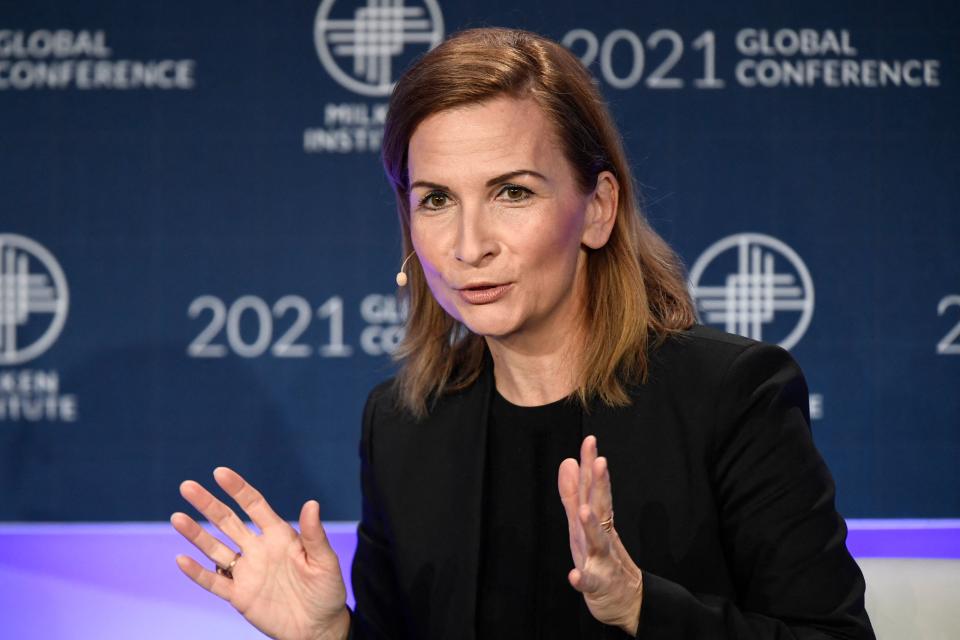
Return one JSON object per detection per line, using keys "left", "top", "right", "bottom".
{"left": 382, "top": 27, "right": 695, "bottom": 419}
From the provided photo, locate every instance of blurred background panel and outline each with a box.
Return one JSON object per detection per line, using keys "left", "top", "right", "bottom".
{"left": 0, "top": 0, "right": 957, "bottom": 525}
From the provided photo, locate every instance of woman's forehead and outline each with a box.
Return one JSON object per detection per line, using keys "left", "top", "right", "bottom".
{"left": 407, "top": 96, "right": 564, "bottom": 185}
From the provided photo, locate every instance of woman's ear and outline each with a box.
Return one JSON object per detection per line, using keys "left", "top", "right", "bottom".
{"left": 581, "top": 171, "right": 619, "bottom": 249}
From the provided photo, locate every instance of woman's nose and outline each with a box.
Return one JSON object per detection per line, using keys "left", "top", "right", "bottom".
{"left": 454, "top": 203, "right": 497, "bottom": 267}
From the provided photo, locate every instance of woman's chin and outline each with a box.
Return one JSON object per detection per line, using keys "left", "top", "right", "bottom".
{"left": 459, "top": 315, "right": 520, "bottom": 340}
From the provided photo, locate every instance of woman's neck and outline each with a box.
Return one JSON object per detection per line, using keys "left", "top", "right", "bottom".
{"left": 485, "top": 325, "right": 583, "bottom": 407}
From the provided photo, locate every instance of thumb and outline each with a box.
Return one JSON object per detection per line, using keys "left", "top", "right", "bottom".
{"left": 569, "top": 567, "right": 602, "bottom": 594}
{"left": 299, "top": 499, "right": 332, "bottom": 559}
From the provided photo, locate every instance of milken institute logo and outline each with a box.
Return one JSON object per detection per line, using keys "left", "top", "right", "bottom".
{"left": 314, "top": 0, "right": 444, "bottom": 97}
{"left": 0, "top": 234, "right": 69, "bottom": 366}
{"left": 689, "top": 233, "right": 814, "bottom": 350}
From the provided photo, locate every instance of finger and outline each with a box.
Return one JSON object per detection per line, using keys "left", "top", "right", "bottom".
{"left": 589, "top": 456, "right": 614, "bottom": 526}
{"left": 578, "top": 436, "right": 597, "bottom": 507}
{"left": 170, "top": 512, "right": 239, "bottom": 568}
{"left": 176, "top": 553, "right": 233, "bottom": 601}
{"left": 580, "top": 503, "right": 610, "bottom": 557}
{"left": 558, "top": 458, "right": 585, "bottom": 566}
{"left": 557, "top": 458, "right": 580, "bottom": 519}
{"left": 299, "top": 500, "right": 335, "bottom": 561}
{"left": 213, "top": 467, "right": 286, "bottom": 533}
{"left": 568, "top": 567, "right": 602, "bottom": 594}
{"left": 180, "top": 479, "right": 253, "bottom": 547}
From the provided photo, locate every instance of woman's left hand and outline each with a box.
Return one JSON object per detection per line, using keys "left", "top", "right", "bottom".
{"left": 558, "top": 435, "right": 643, "bottom": 636}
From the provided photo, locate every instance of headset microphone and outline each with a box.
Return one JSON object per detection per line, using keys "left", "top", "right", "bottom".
{"left": 396, "top": 251, "right": 416, "bottom": 287}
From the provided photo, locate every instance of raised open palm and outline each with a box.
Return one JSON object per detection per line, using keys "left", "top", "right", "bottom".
{"left": 558, "top": 436, "right": 643, "bottom": 635}
{"left": 171, "top": 467, "right": 350, "bottom": 640}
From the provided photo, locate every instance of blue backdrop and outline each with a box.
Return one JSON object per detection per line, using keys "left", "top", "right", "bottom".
{"left": 1, "top": 0, "right": 957, "bottom": 521}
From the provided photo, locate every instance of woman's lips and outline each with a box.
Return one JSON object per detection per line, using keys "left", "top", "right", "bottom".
{"left": 457, "top": 283, "right": 513, "bottom": 305}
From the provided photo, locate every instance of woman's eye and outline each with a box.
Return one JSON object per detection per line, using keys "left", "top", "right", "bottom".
{"left": 499, "top": 185, "right": 532, "bottom": 202}
{"left": 420, "top": 192, "right": 449, "bottom": 209}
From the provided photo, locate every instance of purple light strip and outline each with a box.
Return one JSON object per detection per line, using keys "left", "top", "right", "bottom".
{"left": 845, "top": 518, "right": 960, "bottom": 559}
{"left": 0, "top": 521, "right": 360, "bottom": 611}
{"left": 846, "top": 519, "right": 960, "bottom": 529}
{"left": 0, "top": 519, "right": 957, "bottom": 564}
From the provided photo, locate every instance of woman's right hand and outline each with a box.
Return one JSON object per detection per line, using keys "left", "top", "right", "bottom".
{"left": 171, "top": 467, "right": 350, "bottom": 640}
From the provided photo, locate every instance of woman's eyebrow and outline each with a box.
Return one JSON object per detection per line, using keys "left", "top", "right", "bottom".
{"left": 409, "top": 170, "right": 547, "bottom": 192}
{"left": 485, "top": 169, "right": 547, "bottom": 186}
{"left": 409, "top": 179, "right": 450, "bottom": 191}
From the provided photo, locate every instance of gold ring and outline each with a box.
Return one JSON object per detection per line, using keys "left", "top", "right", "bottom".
{"left": 600, "top": 510, "right": 614, "bottom": 533}
{"left": 216, "top": 552, "right": 241, "bottom": 579}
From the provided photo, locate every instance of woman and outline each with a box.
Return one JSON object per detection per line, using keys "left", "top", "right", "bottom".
{"left": 171, "top": 28, "right": 874, "bottom": 639}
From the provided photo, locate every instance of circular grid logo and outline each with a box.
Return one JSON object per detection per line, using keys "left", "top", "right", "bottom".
{"left": 0, "top": 234, "right": 69, "bottom": 366}
{"left": 314, "top": 0, "right": 444, "bottom": 97}
{"left": 688, "top": 233, "right": 814, "bottom": 350}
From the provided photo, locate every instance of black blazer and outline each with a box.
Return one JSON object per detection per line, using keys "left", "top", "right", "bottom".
{"left": 349, "top": 325, "right": 874, "bottom": 639}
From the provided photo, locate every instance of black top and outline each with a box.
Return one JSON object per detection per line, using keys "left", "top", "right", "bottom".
{"left": 476, "top": 385, "right": 584, "bottom": 639}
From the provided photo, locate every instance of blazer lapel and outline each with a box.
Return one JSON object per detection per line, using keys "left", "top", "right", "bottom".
{"left": 451, "top": 359, "right": 492, "bottom": 639}
{"left": 409, "top": 353, "right": 492, "bottom": 639}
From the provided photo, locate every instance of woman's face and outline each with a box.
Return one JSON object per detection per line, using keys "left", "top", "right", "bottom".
{"left": 407, "top": 96, "right": 616, "bottom": 344}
